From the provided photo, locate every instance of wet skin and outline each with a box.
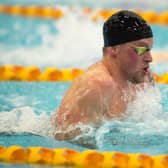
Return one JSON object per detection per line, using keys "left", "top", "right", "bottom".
{"left": 53, "top": 38, "right": 153, "bottom": 140}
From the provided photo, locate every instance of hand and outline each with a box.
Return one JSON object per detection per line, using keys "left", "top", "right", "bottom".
{"left": 145, "top": 69, "right": 155, "bottom": 86}
{"left": 149, "top": 70, "right": 155, "bottom": 86}
{"left": 54, "top": 127, "right": 82, "bottom": 140}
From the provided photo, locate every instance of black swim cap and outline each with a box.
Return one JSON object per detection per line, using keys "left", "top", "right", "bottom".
{"left": 103, "top": 10, "right": 153, "bottom": 47}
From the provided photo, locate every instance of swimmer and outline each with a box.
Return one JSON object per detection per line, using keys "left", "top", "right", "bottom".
{"left": 53, "top": 10, "right": 154, "bottom": 140}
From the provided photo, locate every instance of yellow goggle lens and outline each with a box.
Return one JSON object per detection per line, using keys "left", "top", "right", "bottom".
{"left": 135, "top": 47, "right": 150, "bottom": 55}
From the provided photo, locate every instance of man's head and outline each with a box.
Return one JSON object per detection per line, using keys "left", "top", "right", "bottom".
{"left": 103, "top": 10, "right": 153, "bottom": 47}
{"left": 102, "top": 10, "right": 153, "bottom": 84}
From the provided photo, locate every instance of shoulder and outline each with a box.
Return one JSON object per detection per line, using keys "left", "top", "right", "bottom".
{"left": 84, "top": 62, "right": 114, "bottom": 85}
{"left": 72, "top": 67, "right": 114, "bottom": 103}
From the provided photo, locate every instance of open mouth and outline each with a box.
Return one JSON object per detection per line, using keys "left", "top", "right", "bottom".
{"left": 143, "top": 67, "right": 149, "bottom": 74}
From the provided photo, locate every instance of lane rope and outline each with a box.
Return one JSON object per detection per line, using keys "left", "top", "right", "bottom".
{"left": 0, "top": 145, "right": 168, "bottom": 167}
{"left": 0, "top": 5, "right": 168, "bottom": 25}
{"left": 0, "top": 65, "right": 84, "bottom": 81}
{"left": 0, "top": 65, "right": 167, "bottom": 83}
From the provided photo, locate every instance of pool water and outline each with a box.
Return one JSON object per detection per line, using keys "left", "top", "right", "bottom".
{"left": 0, "top": 7, "right": 168, "bottom": 69}
{"left": 0, "top": 82, "right": 168, "bottom": 154}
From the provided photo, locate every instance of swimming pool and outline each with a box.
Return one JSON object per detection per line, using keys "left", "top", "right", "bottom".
{"left": 0, "top": 1, "right": 168, "bottom": 167}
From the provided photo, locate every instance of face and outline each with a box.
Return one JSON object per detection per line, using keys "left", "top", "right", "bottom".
{"left": 116, "top": 38, "right": 153, "bottom": 84}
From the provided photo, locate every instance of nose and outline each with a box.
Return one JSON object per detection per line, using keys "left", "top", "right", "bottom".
{"left": 143, "top": 51, "right": 153, "bottom": 63}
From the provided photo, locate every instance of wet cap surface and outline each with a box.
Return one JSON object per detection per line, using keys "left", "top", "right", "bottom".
{"left": 103, "top": 10, "right": 153, "bottom": 47}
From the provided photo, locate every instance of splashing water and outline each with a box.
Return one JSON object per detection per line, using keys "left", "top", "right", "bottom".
{"left": 0, "top": 6, "right": 168, "bottom": 69}
{"left": 94, "top": 85, "right": 168, "bottom": 152}
{"left": 125, "top": 84, "right": 163, "bottom": 122}
{"left": 0, "top": 106, "right": 55, "bottom": 138}
{"left": 0, "top": 7, "right": 103, "bottom": 69}
{"left": 0, "top": 80, "right": 167, "bottom": 153}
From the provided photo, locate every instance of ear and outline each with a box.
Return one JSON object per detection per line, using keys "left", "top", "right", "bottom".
{"left": 108, "top": 47, "right": 119, "bottom": 57}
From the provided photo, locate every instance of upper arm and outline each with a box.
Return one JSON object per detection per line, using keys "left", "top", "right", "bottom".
{"left": 53, "top": 79, "right": 104, "bottom": 140}
{"left": 76, "top": 82, "right": 103, "bottom": 123}
{"left": 55, "top": 79, "right": 104, "bottom": 127}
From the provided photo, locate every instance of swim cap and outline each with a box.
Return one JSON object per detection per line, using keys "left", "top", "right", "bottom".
{"left": 103, "top": 10, "right": 153, "bottom": 47}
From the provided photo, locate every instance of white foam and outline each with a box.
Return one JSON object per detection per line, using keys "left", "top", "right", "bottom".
{"left": 0, "top": 94, "right": 41, "bottom": 108}
{"left": 95, "top": 85, "right": 168, "bottom": 148}
{"left": 0, "top": 6, "right": 168, "bottom": 68}
{"left": 0, "top": 106, "right": 55, "bottom": 138}
{"left": 125, "top": 85, "right": 163, "bottom": 122}
{"left": 0, "top": 7, "right": 103, "bottom": 69}
{"left": 0, "top": 84, "right": 167, "bottom": 149}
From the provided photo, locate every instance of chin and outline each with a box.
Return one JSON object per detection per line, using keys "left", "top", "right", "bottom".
{"left": 130, "top": 76, "right": 144, "bottom": 84}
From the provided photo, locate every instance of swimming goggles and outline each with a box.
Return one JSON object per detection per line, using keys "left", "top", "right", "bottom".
{"left": 133, "top": 46, "right": 151, "bottom": 56}
{"left": 128, "top": 43, "right": 151, "bottom": 56}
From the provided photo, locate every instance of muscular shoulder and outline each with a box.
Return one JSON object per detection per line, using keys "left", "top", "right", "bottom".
{"left": 82, "top": 62, "right": 114, "bottom": 90}
{"left": 65, "top": 65, "right": 112, "bottom": 107}
{"left": 54, "top": 62, "right": 115, "bottom": 128}
{"left": 59, "top": 62, "right": 115, "bottom": 107}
